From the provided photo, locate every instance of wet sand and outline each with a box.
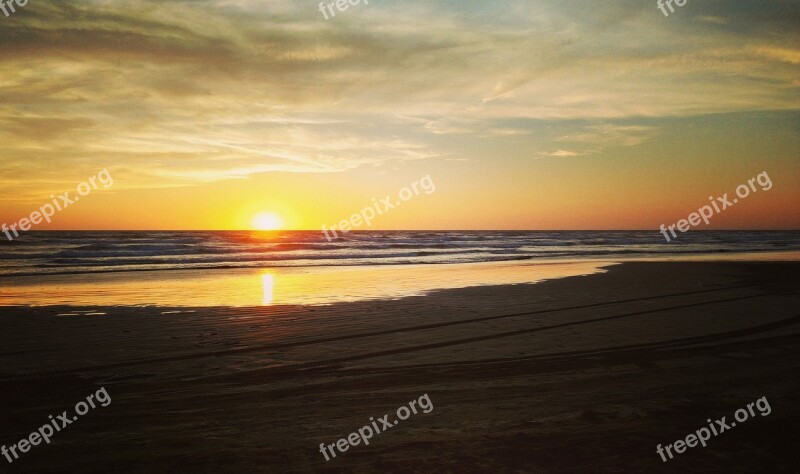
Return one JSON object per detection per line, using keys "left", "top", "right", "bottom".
{"left": 0, "top": 259, "right": 610, "bottom": 307}
{"left": 1, "top": 261, "right": 799, "bottom": 473}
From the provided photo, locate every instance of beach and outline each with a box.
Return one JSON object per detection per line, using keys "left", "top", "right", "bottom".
{"left": 4, "top": 1, "right": 799, "bottom": 471}
{"left": 1, "top": 259, "right": 798, "bottom": 472}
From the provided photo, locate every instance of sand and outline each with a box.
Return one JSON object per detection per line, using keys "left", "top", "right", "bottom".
{"left": 0, "top": 261, "right": 798, "bottom": 473}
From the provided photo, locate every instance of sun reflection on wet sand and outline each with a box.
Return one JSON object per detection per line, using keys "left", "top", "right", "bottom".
{"left": 262, "top": 273, "right": 274, "bottom": 305}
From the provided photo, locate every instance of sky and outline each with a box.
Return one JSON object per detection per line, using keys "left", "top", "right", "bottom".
{"left": 0, "top": 0, "right": 798, "bottom": 230}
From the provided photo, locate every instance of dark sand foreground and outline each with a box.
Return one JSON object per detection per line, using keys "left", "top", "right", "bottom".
{"left": 1, "top": 261, "right": 799, "bottom": 473}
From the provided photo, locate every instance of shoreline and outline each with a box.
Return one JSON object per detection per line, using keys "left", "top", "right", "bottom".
{"left": 2, "top": 250, "right": 799, "bottom": 308}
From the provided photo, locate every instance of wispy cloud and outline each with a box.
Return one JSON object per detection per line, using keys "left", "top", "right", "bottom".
{"left": 538, "top": 150, "right": 588, "bottom": 158}
{"left": 557, "top": 125, "right": 657, "bottom": 148}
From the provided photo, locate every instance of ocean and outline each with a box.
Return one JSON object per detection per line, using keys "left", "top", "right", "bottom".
{"left": 1, "top": 230, "right": 799, "bottom": 278}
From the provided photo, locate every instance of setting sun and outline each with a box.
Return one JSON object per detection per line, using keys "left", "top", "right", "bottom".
{"left": 251, "top": 212, "right": 283, "bottom": 231}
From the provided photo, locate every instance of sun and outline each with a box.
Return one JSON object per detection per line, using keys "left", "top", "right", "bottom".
{"left": 251, "top": 212, "right": 284, "bottom": 231}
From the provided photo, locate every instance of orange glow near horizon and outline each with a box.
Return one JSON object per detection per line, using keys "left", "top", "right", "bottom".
{"left": 1, "top": 162, "right": 798, "bottom": 231}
